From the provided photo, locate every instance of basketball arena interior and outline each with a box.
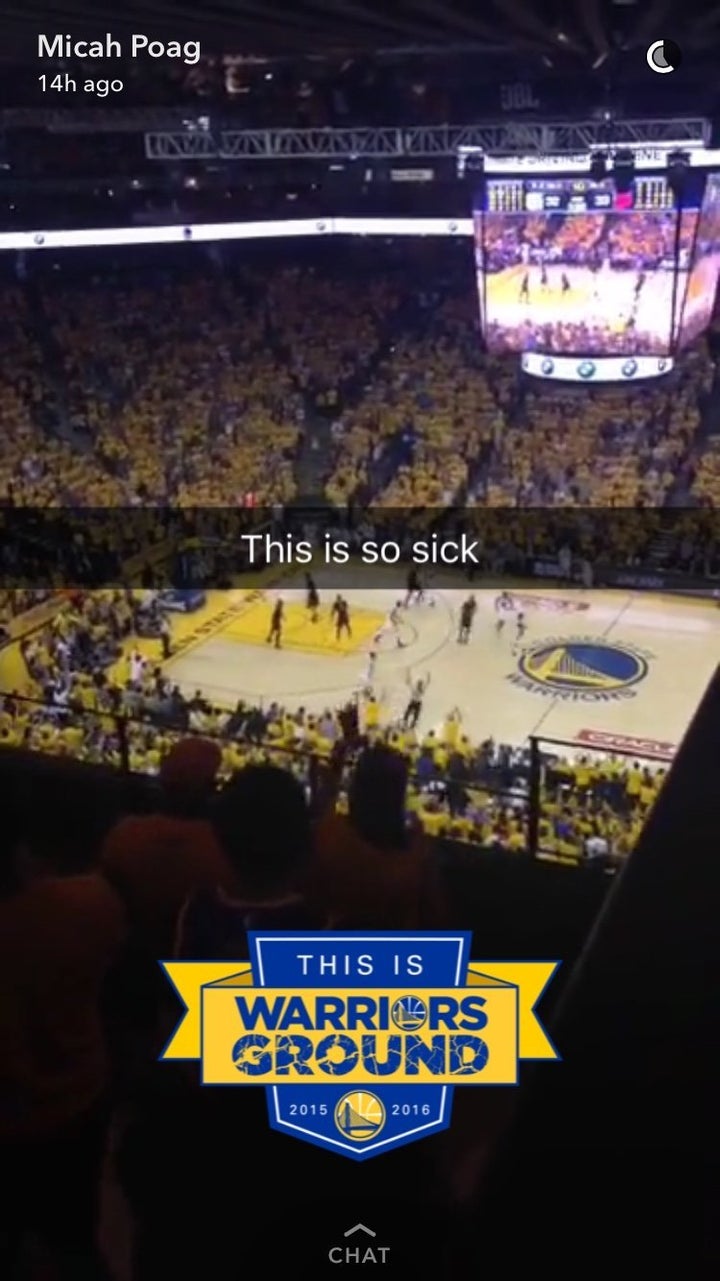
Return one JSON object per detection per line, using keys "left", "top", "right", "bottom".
{"left": 0, "top": 3, "right": 717, "bottom": 1276}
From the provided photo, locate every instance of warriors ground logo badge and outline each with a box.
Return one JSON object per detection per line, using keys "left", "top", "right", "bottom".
{"left": 508, "top": 636, "right": 651, "bottom": 702}
{"left": 161, "top": 933, "right": 558, "bottom": 1160}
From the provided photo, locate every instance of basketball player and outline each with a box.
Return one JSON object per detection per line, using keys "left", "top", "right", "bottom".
{"left": 419, "top": 570, "right": 437, "bottom": 607}
{"left": 540, "top": 262, "right": 548, "bottom": 291}
{"left": 561, "top": 271, "right": 571, "bottom": 296}
{"left": 634, "top": 270, "right": 645, "bottom": 301}
{"left": 361, "top": 648, "right": 378, "bottom": 692}
{"left": 305, "top": 572, "right": 320, "bottom": 623}
{"left": 404, "top": 568, "right": 424, "bottom": 607}
{"left": 159, "top": 615, "right": 172, "bottom": 661}
{"left": 495, "top": 590, "right": 514, "bottom": 633}
{"left": 457, "top": 594, "right": 477, "bottom": 644}
{"left": 266, "top": 597, "right": 284, "bottom": 649}
{"left": 513, "top": 611, "right": 527, "bottom": 652}
{"left": 370, "top": 601, "right": 405, "bottom": 662}
{"left": 402, "top": 671, "right": 431, "bottom": 730}
{"left": 384, "top": 600, "right": 406, "bottom": 648}
{"left": 332, "top": 594, "right": 352, "bottom": 641}
{"left": 519, "top": 271, "right": 530, "bottom": 303}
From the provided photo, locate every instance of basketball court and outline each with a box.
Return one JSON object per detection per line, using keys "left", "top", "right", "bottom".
{"left": 160, "top": 576, "right": 720, "bottom": 761}
{"left": 484, "top": 264, "right": 682, "bottom": 348}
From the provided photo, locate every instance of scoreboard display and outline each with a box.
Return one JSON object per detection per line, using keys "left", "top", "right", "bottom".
{"left": 485, "top": 175, "right": 675, "bottom": 215}
{"left": 474, "top": 169, "right": 714, "bottom": 358}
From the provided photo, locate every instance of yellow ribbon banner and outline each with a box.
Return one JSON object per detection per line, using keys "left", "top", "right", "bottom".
{"left": 162, "top": 961, "right": 559, "bottom": 1087}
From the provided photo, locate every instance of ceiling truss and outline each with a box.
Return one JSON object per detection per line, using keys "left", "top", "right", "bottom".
{"left": 144, "top": 118, "right": 711, "bottom": 161}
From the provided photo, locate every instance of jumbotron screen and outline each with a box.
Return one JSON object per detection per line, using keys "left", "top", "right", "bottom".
{"left": 474, "top": 171, "right": 710, "bottom": 357}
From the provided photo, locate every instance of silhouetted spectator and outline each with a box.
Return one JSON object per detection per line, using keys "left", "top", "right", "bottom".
{"left": 0, "top": 802, "right": 125, "bottom": 1279}
{"left": 312, "top": 744, "right": 447, "bottom": 927}
{"left": 101, "top": 736, "right": 230, "bottom": 956}
{"left": 175, "top": 763, "right": 325, "bottom": 958}
{"left": 120, "top": 764, "right": 333, "bottom": 1278}
{"left": 100, "top": 737, "right": 233, "bottom": 1079}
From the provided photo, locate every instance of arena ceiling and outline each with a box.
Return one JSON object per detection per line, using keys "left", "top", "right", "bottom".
{"left": 2, "top": 0, "right": 715, "bottom": 62}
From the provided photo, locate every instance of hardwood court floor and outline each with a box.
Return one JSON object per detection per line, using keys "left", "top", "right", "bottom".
{"left": 163, "top": 582, "right": 719, "bottom": 760}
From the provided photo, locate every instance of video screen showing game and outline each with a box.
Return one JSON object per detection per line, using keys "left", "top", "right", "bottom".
{"left": 475, "top": 174, "right": 700, "bottom": 357}
{"left": 676, "top": 172, "right": 720, "bottom": 349}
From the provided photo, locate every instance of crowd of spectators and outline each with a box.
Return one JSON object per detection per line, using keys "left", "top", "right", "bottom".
{"left": 0, "top": 242, "right": 718, "bottom": 876}
{"left": 474, "top": 354, "right": 709, "bottom": 507}
{"left": 10, "top": 248, "right": 410, "bottom": 508}
{"left": 552, "top": 213, "right": 603, "bottom": 259}
{"left": 0, "top": 740, "right": 469, "bottom": 1277}
{"left": 605, "top": 212, "right": 680, "bottom": 267}
{"left": 0, "top": 589, "right": 53, "bottom": 630}
{"left": 0, "top": 285, "right": 111, "bottom": 505}
{"left": 39, "top": 271, "right": 301, "bottom": 506}
{"left": 1, "top": 679, "right": 666, "bottom": 869}
{"left": 484, "top": 317, "right": 667, "bottom": 356}
{"left": 688, "top": 439, "right": 720, "bottom": 504}
{"left": 320, "top": 282, "right": 512, "bottom": 506}
{"left": 484, "top": 212, "right": 685, "bottom": 275}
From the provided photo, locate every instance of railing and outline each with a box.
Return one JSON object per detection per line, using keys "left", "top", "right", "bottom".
{"left": 0, "top": 689, "right": 670, "bottom": 869}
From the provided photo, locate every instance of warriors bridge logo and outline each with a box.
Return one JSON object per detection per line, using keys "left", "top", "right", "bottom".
{"left": 161, "top": 933, "right": 558, "bottom": 1160}
{"left": 509, "top": 636, "right": 651, "bottom": 702}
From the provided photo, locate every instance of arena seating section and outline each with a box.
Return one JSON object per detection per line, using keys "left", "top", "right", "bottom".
{"left": 1, "top": 240, "right": 719, "bottom": 873}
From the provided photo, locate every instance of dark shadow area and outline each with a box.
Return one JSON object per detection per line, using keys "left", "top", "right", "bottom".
{"left": 475, "top": 668, "right": 720, "bottom": 1271}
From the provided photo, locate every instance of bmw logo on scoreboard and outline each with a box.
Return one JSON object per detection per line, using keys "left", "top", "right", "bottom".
{"left": 521, "top": 353, "right": 674, "bottom": 383}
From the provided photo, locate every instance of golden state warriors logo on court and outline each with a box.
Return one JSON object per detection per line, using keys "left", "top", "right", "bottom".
{"left": 160, "top": 933, "right": 558, "bottom": 1160}
{"left": 508, "top": 635, "right": 651, "bottom": 702}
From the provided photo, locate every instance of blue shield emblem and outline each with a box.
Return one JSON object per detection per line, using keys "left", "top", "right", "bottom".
{"left": 161, "top": 934, "right": 558, "bottom": 1161}
{"left": 250, "top": 931, "right": 470, "bottom": 1160}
